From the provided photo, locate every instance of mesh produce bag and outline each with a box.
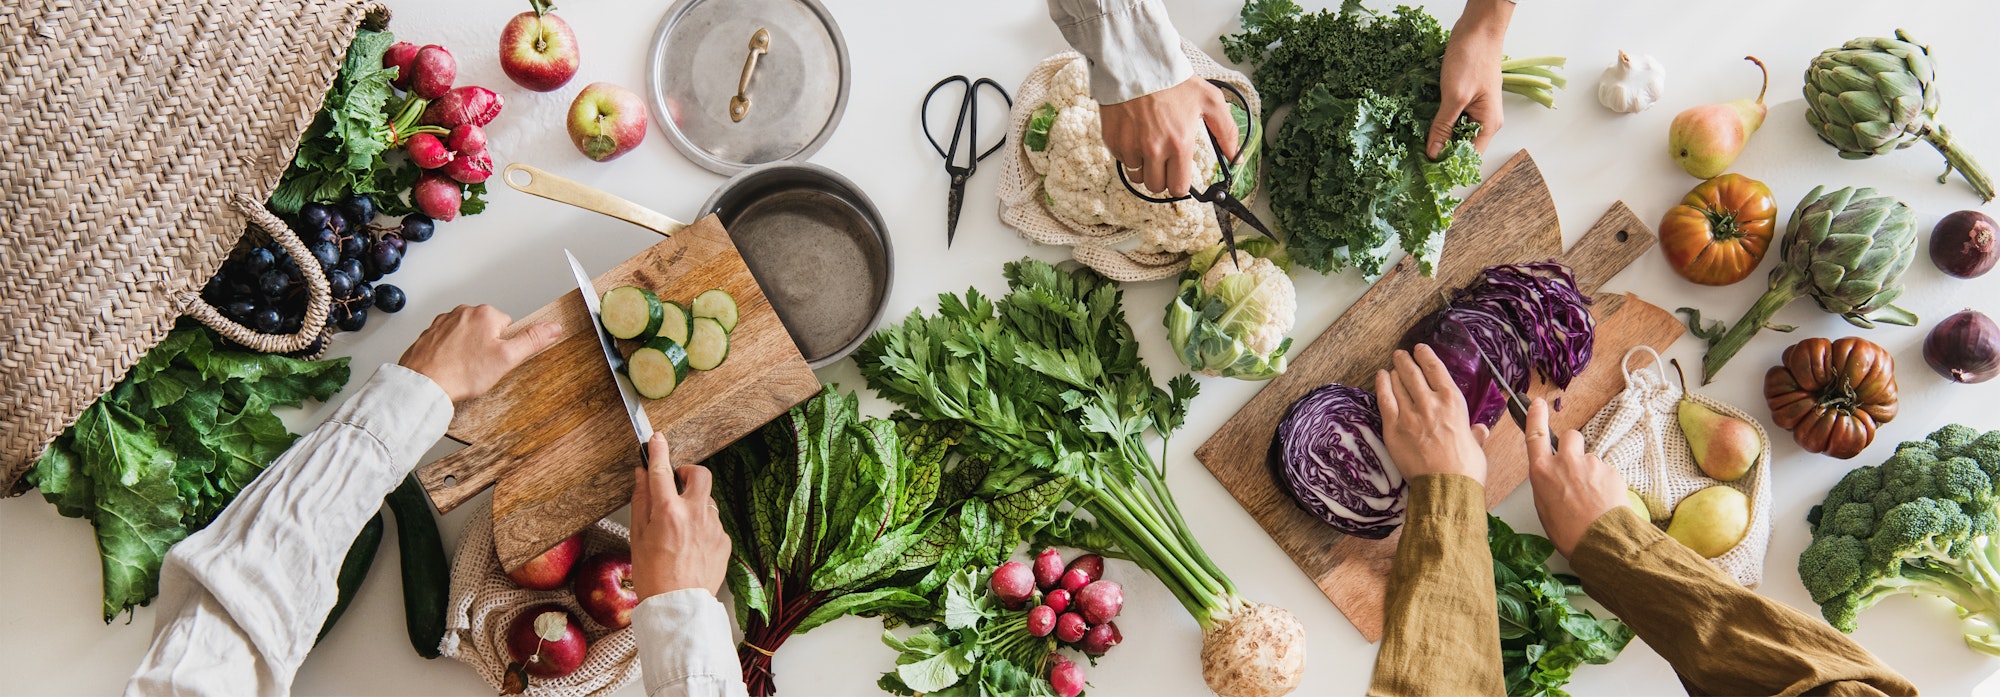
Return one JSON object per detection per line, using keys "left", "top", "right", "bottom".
{"left": 996, "top": 41, "right": 1260, "bottom": 282}
{"left": 1583, "top": 347, "right": 1774, "bottom": 587}
{"left": 442, "top": 500, "right": 640, "bottom": 697}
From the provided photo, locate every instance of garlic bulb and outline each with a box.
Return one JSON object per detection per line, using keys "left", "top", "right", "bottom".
{"left": 1597, "top": 51, "right": 1665, "bottom": 114}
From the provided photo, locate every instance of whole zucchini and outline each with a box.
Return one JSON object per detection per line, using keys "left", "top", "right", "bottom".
{"left": 386, "top": 474, "right": 449, "bottom": 659}
{"left": 317, "top": 510, "right": 385, "bottom": 644}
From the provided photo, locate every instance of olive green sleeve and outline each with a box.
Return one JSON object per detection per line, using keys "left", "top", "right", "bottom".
{"left": 1368, "top": 474, "right": 1506, "bottom": 697}
{"left": 1571, "top": 507, "right": 1917, "bottom": 697}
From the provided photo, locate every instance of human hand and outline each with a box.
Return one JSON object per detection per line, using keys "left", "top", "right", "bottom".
{"left": 1522, "top": 398, "right": 1627, "bottom": 558}
{"left": 1100, "top": 76, "right": 1239, "bottom": 198}
{"left": 1426, "top": 0, "right": 1514, "bottom": 158}
{"left": 1376, "top": 345, "right": 1491, "bottom": 483}
{"left": 630, "top": 434, "right": 730, "bottom": 599}
{"left": 398, "top": 304, "right": 561, "bottom": 403}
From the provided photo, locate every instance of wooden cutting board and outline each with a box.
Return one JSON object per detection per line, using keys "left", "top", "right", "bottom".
{"left": 416, "top": 215, "right": 821, "bottom": 570}
{"left": 1192, "top": 150, "right": 1686, "bottom": 642}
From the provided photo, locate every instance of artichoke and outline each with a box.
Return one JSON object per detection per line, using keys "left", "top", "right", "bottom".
{"left": 1682, "top": 186, "right": 1918, "bottom": 382}
{"left": 1804, "top": 30, "right": 1995, "bottom": 202}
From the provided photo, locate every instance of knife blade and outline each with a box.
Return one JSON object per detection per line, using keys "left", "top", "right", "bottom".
{"left": 565, "top": 250, "right": 656, "bottom": 456}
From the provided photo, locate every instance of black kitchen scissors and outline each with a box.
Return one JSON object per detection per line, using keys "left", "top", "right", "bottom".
{"left": 922, "top": 75, "right": 1011, "bottom": 247}
{"left": 1116, "top": 80, "right": 1275, "bottom": 269}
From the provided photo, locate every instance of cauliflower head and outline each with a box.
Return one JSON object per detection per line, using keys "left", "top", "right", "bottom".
{"left": 1165, "top": 240, "right": 1297, "bottom": 380}
{"left": 1026, "top": 58, "right": 1222, "bottom": 255}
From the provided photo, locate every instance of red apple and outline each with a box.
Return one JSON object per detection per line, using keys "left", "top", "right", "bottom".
{"left": 505, "top": 605, "right": 588, "bottom": 679}
{"left": 567, "top": 82, "right": 647, "bottom": 162}
{"left": 571, "top": 551, "right": 640, "bottom": 629}
{"left": 499, "top": 0, "right": 580, "bottom": 92}
{"left": 506, "top": 533, "right": 582, "bottom": 590}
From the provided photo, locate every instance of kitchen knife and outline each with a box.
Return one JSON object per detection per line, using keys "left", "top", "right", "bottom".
{"left": 565, "top": 249, "right": 656, "bottom": 465}
{"left": 1433, "top": 289, "right": 1562, "bottom": 452}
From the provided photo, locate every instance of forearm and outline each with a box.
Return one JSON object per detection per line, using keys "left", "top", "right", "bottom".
{"left": 634, "top": 589, "right": 748, "bottom": 697}
{"left": 1455, "top": 0, "right": 1514, "bottom": 38}
{"left": 127, "top": 364, "right": 453, "bottom": 696}
{"left": 1367, "top": 474, "right": 1504, "bottom": 697}
{"left": 1572, "top": 508, "right": 1915, "bottom": 697}
{"left": 1044, "top": 0, "right": 1192, "bottom": 104}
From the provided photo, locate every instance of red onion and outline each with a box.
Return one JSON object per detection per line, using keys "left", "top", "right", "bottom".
{"left": 1925, "top": 309, "right": 2000, "bottom": 384}
{"left": 1931, "top": 211, "right": 1998, "bottom": 279}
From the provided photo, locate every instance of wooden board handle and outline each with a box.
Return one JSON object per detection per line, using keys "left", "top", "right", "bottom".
{"left": 502, "top": 163, "right": 688, "bottom": 237}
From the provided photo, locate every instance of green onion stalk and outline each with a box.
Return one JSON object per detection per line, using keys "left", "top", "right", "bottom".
{"left": 1500, "top": 56, "right": 1568, "bottom": 108}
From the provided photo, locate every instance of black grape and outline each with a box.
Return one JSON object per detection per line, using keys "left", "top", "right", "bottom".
{"left": 353, "top": 282, "right": 374, "bottom": 308}
{"left": 368, "top": 235, "right": 405, "bottom": 278}
{"left": 338, "top": 232, "right": 364, "bottom": 258}
{"left": 399, "top": 214, "right": 435, "bottom": 243}
{"left": 298, "top": 203, "right": 335, "bottom": 233}
{"left": 225, "top": 299, "right": 257, "bottom": 319}
{"left": 245, "top": 247, "right": 275, "bottom": 273}
{"left": 337, "top": 305, "right": 369, "bottom": 332}
{"left": 339, "top": 195, "right": 376, "bottom": 227}
{"left": 327, "top": 269, "right": 355, "bottom": 298}
{"left": 251, "top": 308, "right": 283, "bottom": 333}
{"left": 337, "top": 258, "right": 364, "bottom": 283}
{"left": 258, "top": 269, "right": 290, "bottom": 297}
{"left": 310, "top": 241, "right": 340, "bottom": 269}
{"left": 374, "top": 284, "right": 406, "bottom": 313}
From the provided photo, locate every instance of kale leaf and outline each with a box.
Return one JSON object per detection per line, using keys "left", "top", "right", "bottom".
{"left": 1223, "top": 0, "right": 1483, "bottom": 277}
{"left": 29, "top": 325, "right": 349, "bottom": 621}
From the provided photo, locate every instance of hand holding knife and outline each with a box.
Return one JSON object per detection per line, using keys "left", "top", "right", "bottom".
{"left": 566, "top": 250, "right": 659, "bottom": 469}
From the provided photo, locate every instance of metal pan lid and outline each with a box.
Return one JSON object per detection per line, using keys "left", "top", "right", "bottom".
{"left": 648, "top": 0, "right": 850, "bottom": 175}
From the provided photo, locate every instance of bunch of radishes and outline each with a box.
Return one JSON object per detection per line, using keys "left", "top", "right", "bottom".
{"left": 380, "top": 42, "right": 504, "bottom": 222}
{"left": 990, "top": 549, "right": 1126, "bottom": 697}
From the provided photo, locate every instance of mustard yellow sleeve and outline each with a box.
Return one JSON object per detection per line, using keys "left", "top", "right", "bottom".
{"left": 1368, "top": 474, "right": 1505, "bottom": 697}
{"left": 1570, "top": 507, "right": 1917, "bottom": 697}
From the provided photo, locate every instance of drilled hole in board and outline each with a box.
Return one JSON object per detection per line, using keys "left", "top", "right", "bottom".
{"left": 1615, "top": 230, "right": 1630, "bottom": 243}
{"left": 444, "top": 475, "right": 458, "bottom": 487}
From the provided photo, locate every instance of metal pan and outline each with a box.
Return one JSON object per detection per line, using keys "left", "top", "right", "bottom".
{"left": 698, "top": 162, "right": 891, "bottom": 369}
{"left": 501, "top": 162, "right": 891, "bottom": 369}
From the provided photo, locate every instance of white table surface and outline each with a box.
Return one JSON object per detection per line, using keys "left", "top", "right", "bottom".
{"left": 7, "top": 0, "right": 2000, "bottom": 694}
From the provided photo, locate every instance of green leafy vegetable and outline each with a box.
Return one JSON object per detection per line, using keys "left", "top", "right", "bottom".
{"left": 1490, "top": 515, "right": 1633, "bottom": 697}
{"left": 271, "top": 29, "right": 455, "bottom": 218}
{"left": 710, "top": 388, "right": 1064, "bottom": 696}
{"left": 878, "top": 569, "right": 1058, "bottom": 697}
{"left": 1024, "top": 104, "right": 1059, "bottom": 152}
{"left": 29, "top": 325, "right": 350, "bottom": 621}
{"left": 1221, "top": 0, "right": 1563, "bottom": 277}
{"left": 858, "top": 259, "right": 1307, "bottom": 694}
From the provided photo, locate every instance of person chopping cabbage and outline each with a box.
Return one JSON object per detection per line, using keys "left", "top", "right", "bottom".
{"left": 1047, "top": 2, "right": 1915, "bottom": 693}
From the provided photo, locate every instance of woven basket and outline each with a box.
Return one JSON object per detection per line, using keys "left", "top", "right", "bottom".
{"left": 0, "top": 0, "right": 382, "bottom": 493}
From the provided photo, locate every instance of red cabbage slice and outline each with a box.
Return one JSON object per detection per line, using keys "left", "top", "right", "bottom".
{"left": 1398, "top": 261, "right": 1594, "bottom": 428}
{"left": 1271, "top": 383, "right": 1404, "bottom": 539}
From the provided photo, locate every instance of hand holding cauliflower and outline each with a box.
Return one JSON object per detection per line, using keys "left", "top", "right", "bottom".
{"left": 1025, "top": 58, "right": 1226, "bottom": 255}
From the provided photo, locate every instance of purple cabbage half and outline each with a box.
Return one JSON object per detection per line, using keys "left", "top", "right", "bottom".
{"left": 1398, "top": 262, "right": 1595, "bottom": 428}
{"left": 1270, "top": 383, "right": 1404, "bottom": 539}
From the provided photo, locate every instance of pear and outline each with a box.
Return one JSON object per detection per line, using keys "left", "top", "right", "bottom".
{"left": 1667, "top": 56, "right": 1768, "bottom": 179}
{"left": 1666, "top": 485, "right": 1751, "bottom": 558}
{"left": 1626, "top": 489, "right": 1654, "bottom": 521}
{"left": 1674, "top": 360, "right": 1760, "bottom": 482}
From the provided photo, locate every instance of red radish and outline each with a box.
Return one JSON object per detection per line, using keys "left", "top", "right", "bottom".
{"left": 383, "top": 41, "right": 420, "bottom": 90}
{"left": 1026, "top": 605, "right": 1057, "bottom": 637}
{"left": 423, "top": 86, "right": 505, "bottom": 129}
{"left": 414, "top": 171, "right": 463, "bottom": 221}
{"left": 443, "top": 149, "right": 494, "bottom": 184}
{"left": 409, "top": 45, "right": 457, "bottom": 100}
{"left": 1048, "top": 653, "right": 1084, "bottom": 697}
{"left": 1043, "top": 588, "right": 1071, "bottom": 614}
{"left": 990, "top": 561, "right": 1035, "bottom": 609}
{"left": 1059, "top": 568, "right": 1089, "bottom": 594}
{"left": 1066, "top": 554, "right": 1104, "bottom": 582}
{"left": 405, "top": 133, "right": 454, "bottom": 169}
{"left": 448, "top": 124, "right": 487, "bottom": 156}
{"left": 1077, "top": 580, "right": 1123, "bottom": 624}
{"left": 505, "top": 605, "right": 588, "bottom": 678}
{"left": 1081, "top": 621, "right": 1122, "bottom": 656}
{"left": 1033, "top": 548, "right": 1065, "bottom": 590}
{"left": 1054, "top": 611, "right": 1087, "bottom": 643}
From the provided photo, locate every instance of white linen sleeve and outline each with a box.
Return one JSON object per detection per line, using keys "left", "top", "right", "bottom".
{"left": 633, "top": 589, "right": 749, "bottom": 697}
{"left": 1045, "top": 0, "right": 1194, "bottom": 104}
{"left": 125, "top": 364, "right": 453, "bottom": 697}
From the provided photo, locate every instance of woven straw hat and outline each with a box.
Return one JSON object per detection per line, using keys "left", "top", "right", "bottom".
{"left": 0, "top": 0, "right": 384, "bottom": 492}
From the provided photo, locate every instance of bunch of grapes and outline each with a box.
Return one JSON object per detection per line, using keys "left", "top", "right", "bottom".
{"left": 204, "top": 194, "right": 435, "bottom": 337}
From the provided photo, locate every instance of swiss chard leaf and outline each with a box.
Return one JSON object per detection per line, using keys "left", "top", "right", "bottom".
{"left": 1490, "top": 515, "right": 1633, "bottom": 696}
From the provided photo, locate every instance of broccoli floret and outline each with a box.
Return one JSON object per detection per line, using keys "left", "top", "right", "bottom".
{"left": 1799, "top": 424, "right": 2000, "bottom": 656}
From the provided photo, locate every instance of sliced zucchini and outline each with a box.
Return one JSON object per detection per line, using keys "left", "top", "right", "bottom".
{"left": 600, "top": 286, "right": 663, "bottom": 340}
{"left": 656, "top": 300, "right": 692, "bottom": 347}
{"left": 628, "top": 337, "right": 691, "bottom": 400}
{"left": 686, "top": 317, "right": 731, "bottom": 371}
{"left": 692, "top": 288, "right": 739, "bottom": 333}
